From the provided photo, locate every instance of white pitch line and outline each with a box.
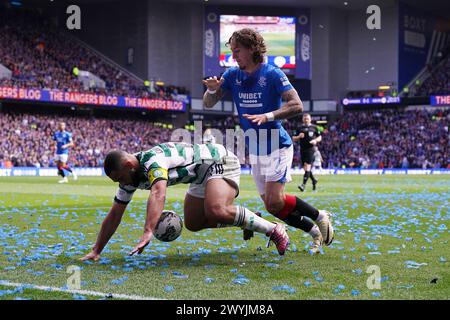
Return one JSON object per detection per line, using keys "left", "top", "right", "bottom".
{"left": 0, "top": 280, "right": 164, "bottom": 300}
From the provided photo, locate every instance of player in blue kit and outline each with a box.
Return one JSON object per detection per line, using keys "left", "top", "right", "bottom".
{"left": 52, "top": 122, "right": 77, "bottom": 183}
{"left": 203, "top": 28, "right": 334, "bottom": 252}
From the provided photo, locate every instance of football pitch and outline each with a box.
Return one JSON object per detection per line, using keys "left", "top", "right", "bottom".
{"left": 0, "top": 175, "right": 448, "bottom": 300}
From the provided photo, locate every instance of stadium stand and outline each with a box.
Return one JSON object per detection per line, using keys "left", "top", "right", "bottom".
{"left": 284, "top": 108, "right": 450, "bottom": 169}
{"left": 0, "top": 111, "right": 172, "bottom": 168}
{"left": 415, "top": 54, "right": 450, "bottom": 97}
{"left": 0, "top": 7, "right": 188, "bottom": 99}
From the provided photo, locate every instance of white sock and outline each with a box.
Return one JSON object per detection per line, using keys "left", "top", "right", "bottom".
{"left": 316, "top": 210, "right": 326, "bottom": 222}
{"left": 234, "top": 206, "right": 275, "bottom": 235}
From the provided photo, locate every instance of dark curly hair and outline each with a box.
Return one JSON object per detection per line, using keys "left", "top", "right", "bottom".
{"left": 226, "top": 28, "right": 267, "bottom": 64}
{"left": 104, "top": 150, "right": 126, "bottom": 176}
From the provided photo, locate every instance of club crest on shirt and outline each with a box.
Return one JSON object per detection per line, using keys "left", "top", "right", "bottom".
{"left": 258, "top": 76, "right": 267, "bottom": 87}
{"left": 235, "top": 79, "right": 242, "bottom": 86}
{"left": 308, "top": 131, "right": 314, "bottom": 137}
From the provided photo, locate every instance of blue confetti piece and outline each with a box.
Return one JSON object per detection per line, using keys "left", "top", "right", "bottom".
{"left": 439, "top": 257, "right": 446, "bottom": 263}
{"left": 272, "top": 285, "right": 296, "bottom": 293}
{"left": 372, "top": 292, "right": 381, "bottom": 297}
{"left": 315, "top": 277, "right": 324, "bottom": 283}
{"left": 351, "top": 290, "right": 360, "bottom": 296}
{"left": 204, "top": 277, "right": 215, "bottom": 284}
{"left": 111, "top": 276, "right": 128, "bottom": 285}
{"left": 397, "top": 285, "right": 414, "bottom": 289}
{"left": 164, "top": 285, "right": 174, "bottom": 292}
{"left": 304, "top": 281, "right": 312, "bottom": 287}
{"left": 353, "top": 269, "right": 363, "bottom": 275}
{"left": 404, "top": 260, "right": 428, "bottom": 268}
{"left": 232, "top": 278, "right": 249, "bottom": 285}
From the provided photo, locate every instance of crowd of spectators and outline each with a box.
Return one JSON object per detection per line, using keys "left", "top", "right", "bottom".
{"left": 0, "top": 7, "right": 188, "bottom": 100}
{"left": 0, "top": 112, "right": 172, "bottom": 168}
{"left": 1, "top": 107, "right": 449, "bottom": 169}
{"left": 414, "top": 54, "right": 450, "bottom": 97}
{"left": 284, "top": 108, "right": 449, "bottom": 169}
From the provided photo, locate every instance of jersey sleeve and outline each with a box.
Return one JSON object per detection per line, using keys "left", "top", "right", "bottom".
{"left": 67, "top": 132, "right": 73, "bottom": 142}
{"left": 147, "top": 162, "right": 169, "bottom": 188}
{"left": 52, "top": 133, "right": 57, "bottom": 141}
{"left": 220, "top": 69, "right": 233, "bottom": 92}
{"left": 315, "top": 127, "right": 322, "bottom": 137}
{"left": 114, "top": 185, "right": 136, "bottom": 205}
{"left": 272, "top": 68, "right": 294, "bottom": 95}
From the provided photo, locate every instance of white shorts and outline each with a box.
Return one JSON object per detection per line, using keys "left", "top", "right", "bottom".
{"left": 55, "top": 154, "right": 69, "bottom": 163}
{"left": 187, "top": 154, "right": 241, "bottom": 199}
{"left": 250, "top": 145, "right": 293, "bottom": 195}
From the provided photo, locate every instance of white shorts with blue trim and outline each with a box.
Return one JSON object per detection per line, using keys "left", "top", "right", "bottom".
{"left": 249, "top": 145, "right": 293, "bottom": 196}
{"left": 55, "top": 153, "right": 69, "bottom": 163}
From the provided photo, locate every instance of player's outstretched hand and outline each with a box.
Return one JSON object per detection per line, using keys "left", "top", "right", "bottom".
{"left": 243, "top": 113, "right": 268, "bottom": 126}
{"left": 80, "top": 251, "right": 101, "bottom": 262}
{"left": 129, "top": 233, "right": 152, "bottom": 256}
{"left": 202, "top": 76, "right": 224, "bottom": 91}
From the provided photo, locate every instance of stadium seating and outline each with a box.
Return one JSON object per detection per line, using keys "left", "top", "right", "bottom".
{"left": 284, "top": 108, "right": 449, "bottom": 169}
{"left": 1, "top": 108, "right": 448, "bottom": 169}
{"left": 0, "top": 8, "right": 188, "bottom": 99}
{"left": 0, "top": 111, "right": 172, "bottom": 168}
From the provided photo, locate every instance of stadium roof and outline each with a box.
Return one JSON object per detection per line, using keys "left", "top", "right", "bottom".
{"left": 20, "top": 0, "right": 450, "bottom": 19}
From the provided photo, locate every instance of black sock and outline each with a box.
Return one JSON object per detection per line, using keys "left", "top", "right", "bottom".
{"left": 303, "top": 171, "right": 310, "bottom": 185}
{"left": 295, "top": 197, "right": 319, "bottom": 220}
{"left": 310, "top": 172, "right": 317, "bottom": 183}
{"left": 284, "top": 212, "right": 314, "bottom": 232}
{"left": 58, "top": 169, "right": 65, "bottom": 177}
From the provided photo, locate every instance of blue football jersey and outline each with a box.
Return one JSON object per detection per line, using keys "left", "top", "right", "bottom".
{"left": 53, "top": 131, "right": 72, "bottom": 155}
{"left": 221, "top": 63, "right": 294, "bottom": 155}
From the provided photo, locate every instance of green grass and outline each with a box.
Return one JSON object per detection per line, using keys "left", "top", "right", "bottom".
{"left": 0, "top": 175, "right": 449, "bottom": 300}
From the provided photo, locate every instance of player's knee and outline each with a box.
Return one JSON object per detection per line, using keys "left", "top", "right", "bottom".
{"left": 184, "top": 220, "right": 203, "bottom": 232}
{"left": 265, "top": 200, "right": 284, "bottom": 215}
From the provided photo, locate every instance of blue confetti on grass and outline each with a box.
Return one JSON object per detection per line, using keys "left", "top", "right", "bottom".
{"left": 232, "top": 274, "right": 250, "bottom": 285}
{"left": 111, "top": 276, "right": 128, "bottom": 285}
{"left": 164, "top": 285, "right": 174, "bottom": 292}
{"left": 372, "top": 292, "right": 381, "bottom": 297}
{"left": 351, "top": 290, "right": 360, "bottom": 296}
{"left": 204, "top": 277, "right": 215, "bottom": 284}
{"left": 272, "top": 285, "right": 296, "bottom": 293}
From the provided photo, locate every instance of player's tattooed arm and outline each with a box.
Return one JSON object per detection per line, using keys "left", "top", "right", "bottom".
{"left": 202, "top": 76, "right": 225, "bottom": 108}
{"left": 273, "top": 89, "right": 303, "bottom": 120}
{"left": 203, "top": 87, "right": 226, "bottom": 108}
